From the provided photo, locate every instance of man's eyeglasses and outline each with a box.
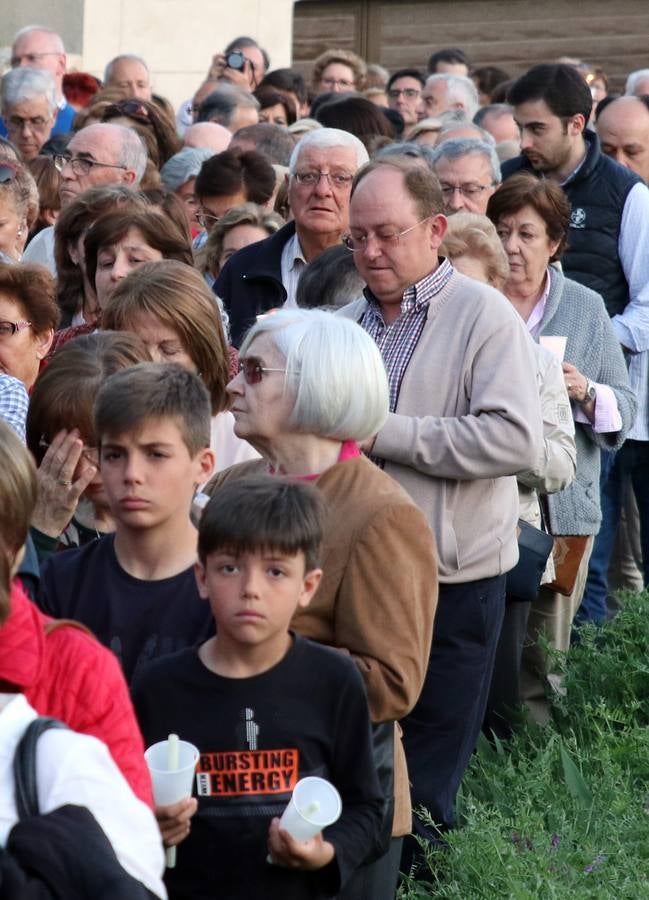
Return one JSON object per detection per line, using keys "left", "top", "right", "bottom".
{"left": 54, "top": 155, "right": 127, "bottom": 176}
{"left": 7, "top": 114, "right": 52, "bottom": 131}
{"left": 0, "top": 320, "right": 31, "bottom": 338}
{"left": 439, "top": 183, "right": 496, "bottom": 199}
{"left": 38, "top": 437, "right": 100, "bottom": 466}
{"left": 320, "top": 78, "right": 354, "bottom": 90}
{"left": 238, "top": 358, "right": 287, "bottom": 385}
{"left": 343, "top": 216, "right": 432, "bottom": 252}
{"left": 292, "top": 171, "right": 354, "bottom": 189}
{"left": 388, "top": 88, "right": 421, "bottom": 100}
{"left": 10, "top": 51, "right": 62, "bottom": 67}
{"left": 196, "top": 211, "right": 221, "bottom": 229}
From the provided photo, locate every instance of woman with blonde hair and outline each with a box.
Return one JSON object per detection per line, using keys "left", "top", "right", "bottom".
{"left": 440, "top": 211, "right": 510, "bottom": 290}
{"left": 311, "top": 49, "right": 367, "bottom": 94}
{"left": 196, "top": 202, "right": 284, "bottom": 284}
{"left": 102, "top": 260, "right": 257, "bottom": 470}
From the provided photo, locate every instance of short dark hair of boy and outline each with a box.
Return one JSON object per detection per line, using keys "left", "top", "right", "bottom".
{"left": 94, "top": 363, "right": 211, "bottom": 456}
{"left": 507, "top": 64, "right": 592, "bottom": 128}
{"left": 198, "top": 477, "right": 326, "bottom": 572}
{"left": 194, "top": 148, "right": 276, "bottom": 205}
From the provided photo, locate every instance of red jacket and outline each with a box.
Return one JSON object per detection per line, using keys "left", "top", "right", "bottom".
{"left": 0, "top": 580, "right": 153, "bottom": 807}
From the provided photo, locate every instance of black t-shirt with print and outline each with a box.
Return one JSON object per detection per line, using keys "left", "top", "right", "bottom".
{"left": 37, "top": 534, "right": 213, "bottom": 683}
{"left": 131, "top": 635, "right": 383, "bottom": 900}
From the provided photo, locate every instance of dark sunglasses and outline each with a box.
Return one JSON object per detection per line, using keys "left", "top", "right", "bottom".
{"left": 103, "top": 99, "right": 152, "bottom": 126}
{"left": 238, "top": 358, "right": 287, "bottom": 385}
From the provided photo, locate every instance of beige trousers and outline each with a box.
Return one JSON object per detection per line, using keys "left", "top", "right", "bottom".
{"left": 520, "top": 535, "right": 595, "bottom": 725}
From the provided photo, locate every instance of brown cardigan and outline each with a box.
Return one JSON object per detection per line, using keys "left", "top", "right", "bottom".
{"left": 206, "top": 454, "right": 438, "bottom": 835}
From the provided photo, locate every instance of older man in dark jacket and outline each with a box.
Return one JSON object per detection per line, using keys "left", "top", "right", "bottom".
{"left": 214, "top": 127, "right": 368, "bottom": 345}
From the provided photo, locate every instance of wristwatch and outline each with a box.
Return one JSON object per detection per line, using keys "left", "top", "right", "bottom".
{"left": 580, "top": 378, "right": 596, "bottom": 404}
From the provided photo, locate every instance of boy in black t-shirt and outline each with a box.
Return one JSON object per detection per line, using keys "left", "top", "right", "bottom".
{"left": 132, "top": 478, "right": 383, "bottom": 900}
{"left": 37, "top": 364, "right": 216, "bottom": 683}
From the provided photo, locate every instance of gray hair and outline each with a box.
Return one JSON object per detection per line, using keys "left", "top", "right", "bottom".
{"left": 288, "top": 127, "right": 369, "bottom": 174}
{"left": 239, "top": 308, "right": 388, "bottom": 441}
{"left": 374, "top": 141, "right": 437, "bottom": 171}
{"left": 437, "top": 120, "right": 496, "bottom": 146}
{"left": 197, "top": 83, "right": 259, "bottom": 128}
{"left": 425, "top": 73, "right": 480, "bottom": 120}
{"left": 1, "top": 67, "right": 57, "bottom": 115}
{"left": 160, "top": 147, "right": 214, "bottom": 191}
{"left": 12, "top": 26, "right": 64, "bottom": 54}
{"left": 104, "top": 54, "right": 150, "bottom": 85}
{"left": 473, "top": 103, "right": 513, "bottom": 127}
{"left": 432, "top": 138, "right": 502, "bottom": 185}
{"left": 231, "top": 123, "right": 297, "bottom": 166}
{"left": 625, "top": 68, "right": 649, "bottom": 95}
{"left": 79, "top": 123, "right": 147, "bottom": 183}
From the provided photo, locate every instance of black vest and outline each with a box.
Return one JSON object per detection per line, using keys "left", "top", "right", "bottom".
{"left": 502, "top": 131, "right": 640, "bottom": 318}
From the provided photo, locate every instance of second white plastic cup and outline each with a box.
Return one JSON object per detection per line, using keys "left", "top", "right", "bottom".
{"left": 278, "top": 776, "right": 342, "bottom": 842}
{"left": 539, "top": 335, "right": 568, "bottom": 362}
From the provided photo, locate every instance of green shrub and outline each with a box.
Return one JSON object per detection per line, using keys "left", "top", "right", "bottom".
{"left": 400, "top": 592, "right": 649, "bottom": 899}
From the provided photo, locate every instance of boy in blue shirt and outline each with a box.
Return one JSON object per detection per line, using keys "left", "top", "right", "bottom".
{"left": 132, "top": 477, "right": 383, "bottom": 899}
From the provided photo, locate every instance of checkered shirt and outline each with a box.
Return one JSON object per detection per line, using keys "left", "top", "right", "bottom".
{"left": 360, "top": 259, "right": 454, "bottom": 412}
{"left": 0, "top": 374, "right": 29, "bottom": 442}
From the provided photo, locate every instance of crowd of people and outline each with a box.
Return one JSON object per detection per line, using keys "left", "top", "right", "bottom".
{"left": 0, "top": 22, "right": 648, "bottom": 899}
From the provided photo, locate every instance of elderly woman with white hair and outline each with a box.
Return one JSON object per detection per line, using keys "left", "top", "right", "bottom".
{"left": 160, "top": 146, "right": 214, "bottom": 234}
{"left": 205, "top": 308, "right": 437, "bottom": 899}
{"left": 214, "top": 126, "right": 369, "bottom": 346}
{"left": 1, "top": 68, "right": 58, "bottom": 161}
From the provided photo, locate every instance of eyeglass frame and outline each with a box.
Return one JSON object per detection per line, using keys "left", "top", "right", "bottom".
{"left": 320, "top": 77, "right": 354, "bottom": 90}
{"left": 6, "top": 113, "right": 54, "bottom": 131}
{"left": 196, "top": 210, "right": 221, "bottom": 228}
{"left": 38, "top": 437, "right": 100, "bottom": 466}
{"left": 238, "top": 358, "right": 287, "bottom": 385}
{"left": 54, "top": 154, "right": 128, "bottom": 176}
{"left": 10, "top": 51, "right": 63, "bottom": 68}
{"left": 0, "top": 320, "right": 32, "bottom": 337}
{"left": 292, "top": 171, "right": 354, "bottom": 189}
{"left": 387, "top": 88, "right": 422, "bottom": 100}
{"left": 438, "top": 182, "right": 497, "bottom": 199}
{"left": 343, "top": 216, "right": 433, "bottom": 252}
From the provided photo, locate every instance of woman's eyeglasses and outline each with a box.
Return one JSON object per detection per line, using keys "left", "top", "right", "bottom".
{"left": 38, "top": 437, "right": 99, "bottom": 466}
{"left": 196, "top": 211, "right": 221, "bottom": 229}
{"left": 238, "top": 358, "right": 287, "bottom": 385}
{"left": 0, "top": 320, "right": 31, "bottom": 338}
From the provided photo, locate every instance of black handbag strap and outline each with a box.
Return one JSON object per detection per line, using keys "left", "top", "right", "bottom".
{"left": 13, "top": 717, "right": 68, "bottom": 820}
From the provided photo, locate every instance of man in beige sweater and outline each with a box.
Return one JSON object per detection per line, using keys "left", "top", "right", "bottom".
{"left": 339, "top": 158, "right": 542, "bottom": 874}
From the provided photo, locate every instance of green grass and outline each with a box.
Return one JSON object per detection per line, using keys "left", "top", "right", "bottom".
{"left": 399, "top": 591, "right": 649, "bottom": 899}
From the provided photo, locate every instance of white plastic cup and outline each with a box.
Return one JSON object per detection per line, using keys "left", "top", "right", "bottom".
{"left": 145, "top": 737, "right": 199, "bottom": 868}
{"left": 539, "top": 335, "right": 568, "bottom": 362}
{"left": 278, "top": 776, "right": 342, "bottom": 842}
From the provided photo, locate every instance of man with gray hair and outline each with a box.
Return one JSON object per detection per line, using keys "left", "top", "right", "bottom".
{"left": 214, "top": 127, "right": 369, "bottom": 344}
{"left": 23, "top": 123, "right": 147, "bottom": 271}
{"left": 104, "top": 54, "right": 152, "bottom": 101}
{"left": 421, "top": 73, "right": 480, "bottom": 121}
{"left": 0, "top": 25, "right": 73, "bottom": 137}
{"left": 433, "top": 138, "right": 501, "bottom": 214}
{"left": 625, "top": 68, "right": 649, "bottom": 97}
{"left": 1, "top": 68, "right": 57, "bottom": 160}
{"left": 196, "top": 83, "right": 259, "bottom": 134}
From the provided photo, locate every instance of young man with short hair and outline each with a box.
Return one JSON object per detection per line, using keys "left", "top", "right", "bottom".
{"left": 132, "top": 477, "right": 383, "bottom": 899}
{"left": 37, "top": 364, "right": 215, "bottom": 683}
